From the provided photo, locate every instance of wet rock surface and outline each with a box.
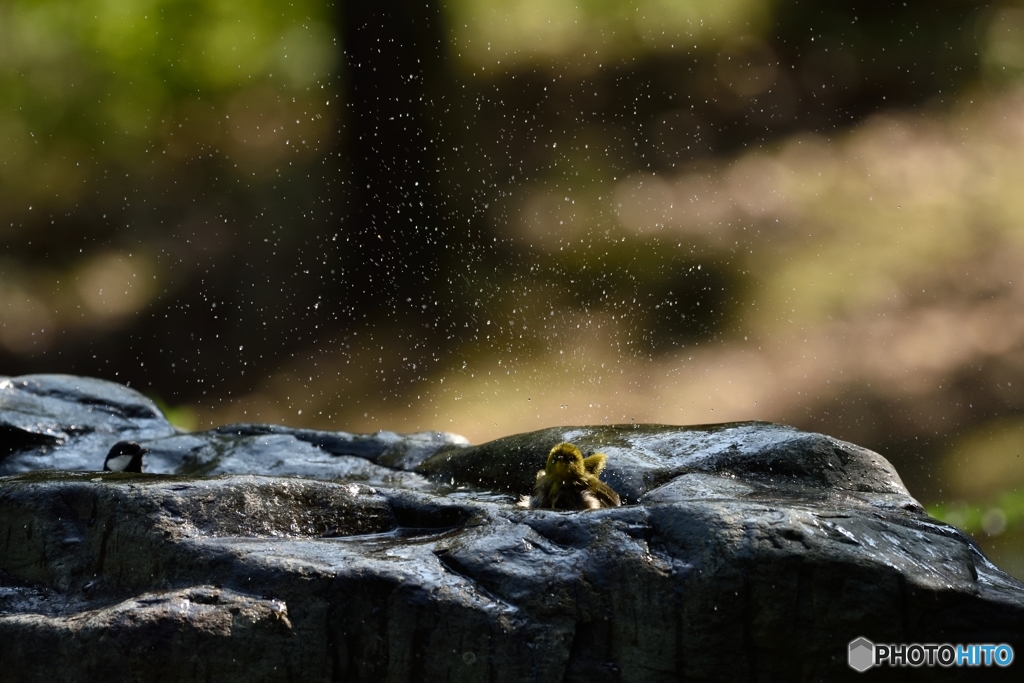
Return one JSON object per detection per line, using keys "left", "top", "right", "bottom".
{"left": 1, "top": 374, "right": 1022, "bottom": 682}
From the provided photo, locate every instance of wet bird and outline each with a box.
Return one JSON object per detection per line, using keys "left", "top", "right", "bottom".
{"left": 530, "top": 442, "right": 621, "bottom": 510}
{"left": 103, "top": 441, "right": 149, "bottom": 473}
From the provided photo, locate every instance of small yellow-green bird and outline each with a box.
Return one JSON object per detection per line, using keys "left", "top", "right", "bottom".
{"left": 530, "top": 442, "right": 621, "bottom": 510}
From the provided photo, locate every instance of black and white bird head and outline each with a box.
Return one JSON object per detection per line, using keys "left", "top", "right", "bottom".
{"left": 102, "top": 441, "right": 149, "bottom": 473}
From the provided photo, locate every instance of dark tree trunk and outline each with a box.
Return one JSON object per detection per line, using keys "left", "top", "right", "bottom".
{"left": 339, "top": 0, "right": 448, "bottom": 318}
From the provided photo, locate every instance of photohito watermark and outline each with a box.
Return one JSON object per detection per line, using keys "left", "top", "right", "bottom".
{"left": 848, "top": 637, "right": 1014, "bottom": 672}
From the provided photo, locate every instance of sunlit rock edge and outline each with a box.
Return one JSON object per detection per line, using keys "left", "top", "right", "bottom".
{"left": 1, "top": 373, "right": 1022, "bottom": 682}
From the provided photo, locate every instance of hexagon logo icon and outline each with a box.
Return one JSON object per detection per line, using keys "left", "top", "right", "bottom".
{"left": 848, "top": 637, "right": 875, "bottom": 672}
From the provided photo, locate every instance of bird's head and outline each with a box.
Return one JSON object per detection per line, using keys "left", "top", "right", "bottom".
{"left": 103, "top": 441, "right": 150, "bottom": 472}
{"left": 545, "top": 442, "right": 586, "bottom": 479}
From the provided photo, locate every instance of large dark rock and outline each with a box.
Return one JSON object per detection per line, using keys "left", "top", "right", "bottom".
{"left": 1, "top": 374, "right": 1022, "bottom": 681}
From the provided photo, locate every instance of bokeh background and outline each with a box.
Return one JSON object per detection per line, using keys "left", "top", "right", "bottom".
{"left": 3, "top": 0, "right": 1024, "bottom": 576}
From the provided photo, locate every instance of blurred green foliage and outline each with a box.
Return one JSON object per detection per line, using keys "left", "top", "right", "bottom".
{"left": 0, "top": 0, "right": 336, "bottom": 222}
{"left": 930, "top": 491, "right": 1024, "bottom": 537}
{"left": 443, "top": 0, "right": 771, "bottom": 68}
{"left": 930, "top": 488, "right": 1024, "bottom": 578}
